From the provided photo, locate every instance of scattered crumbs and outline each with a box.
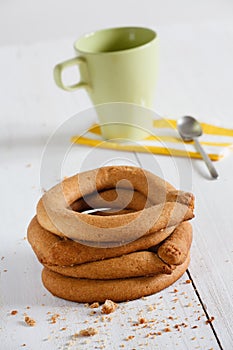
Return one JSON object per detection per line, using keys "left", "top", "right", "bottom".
{"left": 125, "top": 335, "right": 135, "bottom": 341}
{"left": 206, "top": 316, "right": 215, "bottom": 325}
{"left": 11, "top": 310, "right": 18, "bottom": 316}
{"left": 90, "top": 302, "right": 99, "bottom": 309}
{"left": 185, "top": 279, "right": 191, "bottom": 284}
{"left": 24, "top": 316, "right": 36, "bottom": 327}
{"left": 101, "top": 300, "right": 117, "bottom": 314}
{"left": 79, "top": 327, "right": 98, "bottom": 337}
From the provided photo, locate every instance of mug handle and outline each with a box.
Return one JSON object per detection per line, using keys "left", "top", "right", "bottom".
{"left": 53, "top": 57, "right": 89, "bottom": 91}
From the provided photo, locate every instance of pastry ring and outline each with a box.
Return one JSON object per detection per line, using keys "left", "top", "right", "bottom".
{"left": 37, "top": 166, "right": 194, "bottom": 246}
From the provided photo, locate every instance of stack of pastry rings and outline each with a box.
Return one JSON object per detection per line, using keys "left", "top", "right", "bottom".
{"left": 27, "top": 166, "right": 195, "bottom": 303}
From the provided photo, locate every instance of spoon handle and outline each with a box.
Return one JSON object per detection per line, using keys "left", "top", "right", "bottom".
{"left": 194, "top": 139, "right": 219, "bottom": 179}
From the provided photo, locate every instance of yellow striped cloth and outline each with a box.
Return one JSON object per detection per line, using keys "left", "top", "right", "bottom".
{"left": 71, "top": 119, "right": 233, "bottom": 161}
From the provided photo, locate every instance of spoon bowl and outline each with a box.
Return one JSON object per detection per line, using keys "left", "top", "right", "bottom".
{"left": 177, "top": 116, "right": 202, "bottom": 141}
{"left": 177, "top": 116, "right": 219, "bottom": 179}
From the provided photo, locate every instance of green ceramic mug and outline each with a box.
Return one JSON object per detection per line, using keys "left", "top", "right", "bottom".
{"left": 54, "top": 27, "right": 158, "bottom": 140}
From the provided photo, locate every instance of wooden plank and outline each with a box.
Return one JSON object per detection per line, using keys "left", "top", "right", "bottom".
{"left": 136, "top": 151, "right": 233, "bottom": 349}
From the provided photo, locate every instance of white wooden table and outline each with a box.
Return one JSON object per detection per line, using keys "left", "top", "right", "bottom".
{"left": 1, "top": 20, "right": 233, "bottom": 350}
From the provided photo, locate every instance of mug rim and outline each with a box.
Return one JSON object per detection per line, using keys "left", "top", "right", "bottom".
{"left": 74, "top": 26, "right": 157, "bottom": 55}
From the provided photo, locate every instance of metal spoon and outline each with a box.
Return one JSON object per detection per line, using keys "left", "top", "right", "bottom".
{"left": 177, "top": 116, "right": 219, "bottom": 179}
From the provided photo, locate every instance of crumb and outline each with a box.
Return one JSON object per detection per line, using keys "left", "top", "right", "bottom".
{"left": 1, "top": 257, "right": 4, "bottom": 260}
{"left": 192, "top": 325, "right": 198, "bottom": 329}
{"left": 24, "top": 316, "right": 36, "bottom": 327}
{"left": 147, "top": 305, "right": 153, "bottom": 311}
{"left": 157, "top": 332, "right": 162, "bottom": 336}
{"left": 79, "top": 327, "right": 98, "bottom": 337}
{"left": 90, "top": 302, "right": 99, "bottom": 309}
{"left": 164, "top": 327, "right": 171, "bottom": 332}
{"left": 26, "top": 306, "right": 31, "bottom": 310}
{"left": 101, "top": 300, "right": 117, "bottom": 314}
{"left": 186, "top": 279, "right": 191, "bottom": 284}
{"left": 206, "top": 316, "right": 215, "bottom": 324}
{"left": 61, "top": 327, "right": 67, "bottom": 331}
{"left": 174, "top": 288, "right": 179, "bottom": 293}
{"left": 11, "top": 310, "right": 18, "bottom": 315}
{"left": 3, "top": 269, "right": 7, "bottom": 272}
{"left": 187, "top": 303, "right": 193, "bottom": 307}
{"left": 50, "top": 314, "right": 60, "bottom": 324}
{"left": 84, "top": 303, "right": 89, "bottom": 307}
{"left": 26, "top": 163, "right": 31, "bottom": 168}
{"left": 139, "top": 317, "right": 147, "bottom": 324}
{"left": 89, "top": 311, "right": 96, "bottom": 315}
{"left": 168, "top": 316, "right": 174, "bottom": 320}
{"left": 191, "top": 337, "right": 196, "bottom": 340}
{"left": 21, "top": 344, "right": 26, "bottom": 347}
{"left": 125, "top": 335, "right": 135, "bottom": 341}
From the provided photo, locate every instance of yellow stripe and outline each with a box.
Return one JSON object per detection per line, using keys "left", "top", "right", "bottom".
{"left": 71, "top": 136, "right": 223, "bottom": 161}
{"left": 135, "top": 134, "right": 232, "bottom": 147}
{"left": 89, "top": 124, "right": 102, "bottom": 135}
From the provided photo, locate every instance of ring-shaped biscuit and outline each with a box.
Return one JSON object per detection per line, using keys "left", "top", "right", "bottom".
{"left": 41, "top": 254, "right": 190, "bottom": 303}
{"left": 37, "top": 166, "right": 194, "bottom": 245}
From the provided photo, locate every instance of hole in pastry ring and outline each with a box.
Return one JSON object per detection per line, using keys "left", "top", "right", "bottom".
{"left": 37, "top": 166, "right": 194, "bottom": 246}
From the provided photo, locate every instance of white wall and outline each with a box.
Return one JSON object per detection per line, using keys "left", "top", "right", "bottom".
{"left": 0, "top": 0, "right": 233, "bottom": 45}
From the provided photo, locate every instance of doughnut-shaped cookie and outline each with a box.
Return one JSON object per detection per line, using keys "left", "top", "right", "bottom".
{"left": 27, "top": 216, "right": 176, "bottom": 266}
{"left": 44, "top": 251, "right": 174, "bottom": 279}
{"left": 37, "top": 166, "right": 194, "bottom": 245}
{"left": 41, "top": 254, "right": 190, "bottom": 303}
